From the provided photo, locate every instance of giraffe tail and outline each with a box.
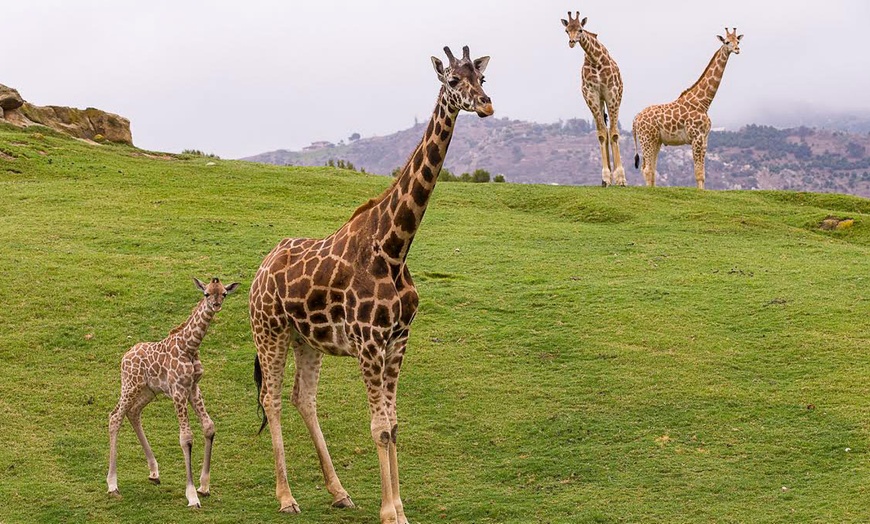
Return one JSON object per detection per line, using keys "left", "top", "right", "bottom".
{"left": 253, "top": 354, "right": 268, "bottom": 435}
{"left": 633, "top": 124, "right": 640, "bottom": 169}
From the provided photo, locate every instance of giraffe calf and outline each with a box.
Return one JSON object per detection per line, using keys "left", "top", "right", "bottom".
{"left": 107, "top": 277, "right": 239, "bottom": 508}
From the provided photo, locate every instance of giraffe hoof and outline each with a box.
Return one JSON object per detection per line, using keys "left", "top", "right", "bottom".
{"left": 601, "top": 181, "right": 609, "bottom": 187}
{"left": 149, "top": 476, "right": 161, "bottom": 485}
{"left": 108, "top": 489, "right": 121, "bottom": 498}
{"left": 188, "top": 502, "right": 201, "bottom": 509}
{"left": 332, "top": 496, "right": 355, "bottom": 509}
{"left": 197, "top": 488, "right": 210, "bottom": 497}
{"left": 279, "top": 503, "right": 302, "bottom": 514}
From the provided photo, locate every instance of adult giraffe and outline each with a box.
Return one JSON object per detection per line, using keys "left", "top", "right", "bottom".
{"left": 249, "top": 46, "right": 493, "bottom": 524}
{"left": 633, "top": 28, "right": 743, "bottom": 189}
{"left": 561, "top": 10, "right": 626, "bottom": 187}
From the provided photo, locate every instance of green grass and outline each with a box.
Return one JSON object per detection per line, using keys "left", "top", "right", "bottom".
{"left": 2, "top": 122, "right": 870, "bottom": 523}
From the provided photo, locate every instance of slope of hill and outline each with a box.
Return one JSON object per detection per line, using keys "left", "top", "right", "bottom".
{"left": 4, "top": 122, "right": 870, "bottom": 522}
{"left": 245, "top": 117, "right": 870, "bottom": 196}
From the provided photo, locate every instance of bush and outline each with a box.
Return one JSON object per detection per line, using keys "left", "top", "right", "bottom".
{"left": 439, "top": 168, "right": 458, "bottom": 182}
{"left": 471, "top": 169, "right": 491, "bottom": 183}
{"left": 182, "top": 149, "right": 220, "bottom": 159}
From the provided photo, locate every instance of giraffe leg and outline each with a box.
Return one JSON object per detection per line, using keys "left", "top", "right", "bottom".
{"left": 383, "top": 338, "right": 409, "bottom": 524}
{"left": 594, "top": 111, "right": 612, "bottom": 186}
{"left": 255, "top": 334, "right": 300, "bottom": 513}
{"left": 642, "top": 141, "right": 662, "bottom": 187}
{"left": 172, "top": 391, "right": 201, "bottom": 508}
{"left": 291, "top": 344, "right": 354, "bottom": 509}
{"left": 126, "top": 389, "right": 160, "bottom": 484}
{"left": 358, "top": 340, "right": 399, "bottom": 524}
{"left": 608, "top": 107, "right": 626, "bottom": 186}
{"left": 107, "top": 379, "right": 143, "bottom": 496}
{"left": 107, "top": 395, "right": 131, "bottom": 496}
{"left": 189, "top": 385, "right": 214, "bottom": 497}
{"left": 583, "top": 89, "right": 611, "bottom": 186}
{"left": 692, "top": 136, "right": 708, "bottom": 190}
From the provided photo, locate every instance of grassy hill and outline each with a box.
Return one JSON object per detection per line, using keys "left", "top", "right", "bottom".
{"left": 3, "top": 122, "right": 870, "bottom": 523}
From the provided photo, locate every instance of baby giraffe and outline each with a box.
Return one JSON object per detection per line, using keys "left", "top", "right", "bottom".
{"left": 107, "top": 277, "right": 239, "bottom": 507}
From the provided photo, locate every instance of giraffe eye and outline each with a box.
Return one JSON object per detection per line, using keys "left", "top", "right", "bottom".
{"left": 222, "top": 292, "right": 227, "bottom": 297}
{"left": 480, "top": 76, "right": 486, "bottom": 84}
{"left": 448, "top": 77, "right": 459, "bottom": 88}
{"left": 204, "top": 292, "right": 209, "bottom": 297}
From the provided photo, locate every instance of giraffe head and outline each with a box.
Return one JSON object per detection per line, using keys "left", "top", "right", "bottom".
{"left": 194, "top": 277, "right": 240, "bottom": 312}
{"left": 717, "top": 27, "right": 743, "bottom": 55}
{"left": 561, "top": 11, "right": 588, "bottom": 48}
{"left": 430, "top": 45, "right": 493, "bottom": 117}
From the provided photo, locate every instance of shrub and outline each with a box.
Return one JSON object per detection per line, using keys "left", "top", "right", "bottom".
{"left": 182, "top": 149, "right": 220, "bottom": 159}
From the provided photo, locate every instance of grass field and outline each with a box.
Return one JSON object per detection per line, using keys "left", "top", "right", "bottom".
{"left": 2, "top": 123, "right": 870, "bottom": 523}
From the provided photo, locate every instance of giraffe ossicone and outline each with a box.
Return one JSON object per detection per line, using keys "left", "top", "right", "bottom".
{"left": 107, "top": 276, "right": 239, "bottom": 508}
{"left": 561, "top": 10, "right": 626, "bottom": 187}
{"left": 633, "top": 28, "right": 744, "bottom": 189}
{"left": 248, "top": 45, "right": 493, "bottom": 524}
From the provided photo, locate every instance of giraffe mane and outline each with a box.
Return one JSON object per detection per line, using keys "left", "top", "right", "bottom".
{"left": 168, "top": 298, "right": 205, "bottom": 335}
{"left": 350, "top": 86, "right": 447, "bottom": 221}
{"left": 349, "top": 177, "right": 399, "bottom": 220}
{"left": 678, "top": 46, "right": 724, "bottom": 100}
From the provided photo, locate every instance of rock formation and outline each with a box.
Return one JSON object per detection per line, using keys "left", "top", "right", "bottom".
{"left": 0, "top": 83, "right": 132, "bottom": 145}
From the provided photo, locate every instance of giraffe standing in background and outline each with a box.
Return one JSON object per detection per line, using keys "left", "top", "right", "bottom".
{"left": 561, "top": 10, "right": 626, "bottom": 186}
{"left": 107, "top": 277, "right": 239, "bottom": 508}
{"left": 248, "top": 46, "right": 493, "bottom": 524}
{"left": 633, "top": 28, "right": 744, "bottom": 189}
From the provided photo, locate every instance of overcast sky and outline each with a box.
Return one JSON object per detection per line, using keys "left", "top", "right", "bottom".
{"left": 3, "top": 1, "right": 869, "bottom": 159}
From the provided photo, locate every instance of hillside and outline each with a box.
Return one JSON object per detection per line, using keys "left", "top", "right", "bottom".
{"left": 5, "top": 122, "right": 870, "bottom": 523}
{"left": 245, "top": 117, "right": 870, "bottom": 196}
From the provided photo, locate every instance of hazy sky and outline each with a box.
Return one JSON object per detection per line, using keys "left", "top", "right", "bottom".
{"left": 4, "top": 1, "right": 869, "bottom": 159}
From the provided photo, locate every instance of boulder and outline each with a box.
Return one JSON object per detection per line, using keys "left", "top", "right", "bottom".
{"left": 0, "top": 84, "right": 24, "bottom": 111}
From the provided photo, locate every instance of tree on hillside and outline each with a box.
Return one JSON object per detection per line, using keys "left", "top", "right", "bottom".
{"left": 471, "top": 168, "right": 491, "bottom": 183}
{"left": 439, "top": 168, "right": 458, "bottom": 182}
{"left": 846, "top": 142, "right": 866, "bottom": 159}
{"left": 349, "top": 132, "right": 361, "bottom": 141}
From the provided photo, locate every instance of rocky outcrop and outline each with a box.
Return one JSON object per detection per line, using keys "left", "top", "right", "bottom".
{"left": 0, "top": 83, "right": 132, "bottom": 145}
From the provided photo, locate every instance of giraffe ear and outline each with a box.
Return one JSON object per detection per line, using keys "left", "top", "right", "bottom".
{"left": 193, "top": 277, "right": 206, "bottom": 292}
{"left": 581, "top": 17, "right": 587, "bottom": 27}
{"left": 737, "top": 34, "right": 744, "bottom": 41}
{"left": 225, "top": 282, "right": 241, "bottom": 295}
{"left": 473, "top": 56, "right": 490, "bottom": 74}
{"left": 561, "top": 18, "right": 568, "bottom": 27}
{"left": 431, "top": 56, "right": 446, "bottom": 82}
{"left": 717, "top": 35, "right": 726, "bottom": 44}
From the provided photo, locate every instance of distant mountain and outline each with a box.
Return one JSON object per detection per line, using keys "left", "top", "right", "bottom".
{"left": 243, "top": 116, "right": 870, "bottom": 197}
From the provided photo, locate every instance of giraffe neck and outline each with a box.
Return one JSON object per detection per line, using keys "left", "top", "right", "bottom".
{"left": 578, "top": 32, "right": 611, "bottom": 66}
{"left": 353, "top": 87, "right": 458, "bottom": 262}
{"left": 173, "top": 299, "right": 215, "bottom": 355}
{"left": 679, "top": 46, "right": 731, "bottom": 112}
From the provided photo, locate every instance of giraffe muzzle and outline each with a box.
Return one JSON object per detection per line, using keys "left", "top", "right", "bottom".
{"left": 476, "top": 98, "right": 494, "bottom": 117}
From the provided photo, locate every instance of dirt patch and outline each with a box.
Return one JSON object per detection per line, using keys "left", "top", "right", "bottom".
{"left": 130, "top": 151, "right": 175, "bottom": 161}
{"left": 0, "top": 150, "right": 15, "bottom": 160}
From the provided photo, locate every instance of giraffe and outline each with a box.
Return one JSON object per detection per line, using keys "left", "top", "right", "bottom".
{"left": 633, "top": 28, "right": 743, "bottom": 189}
{"left": 561, "top": 10, "right": 626, "bottom": 187}
{"left": 107, "top": 277, "right": 240, "bottom": 507}
{"left": 248, "top": 45, "right": 493, "bottom": 523}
